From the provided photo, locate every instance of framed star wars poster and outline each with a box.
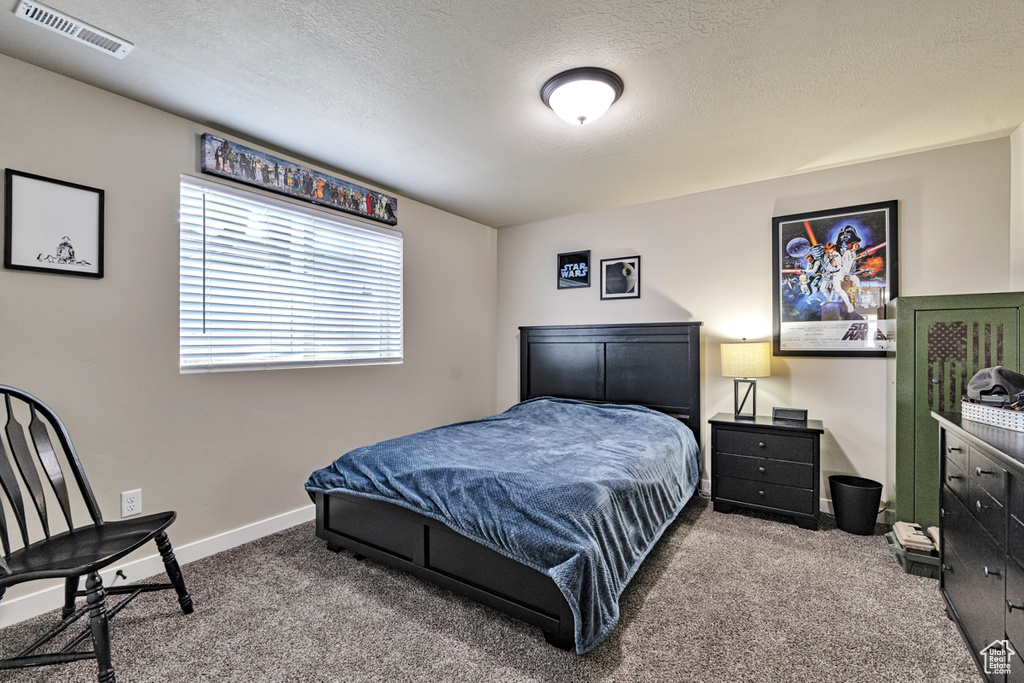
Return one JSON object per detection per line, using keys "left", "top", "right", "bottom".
{"left": 557, "top": 250, "right": 590, "bottom": 288}
{"left": 4, "top": 169, "right": 104, "bottom": 278}
{"left": 772, "top": 200, "right": 898, "bottom": 357}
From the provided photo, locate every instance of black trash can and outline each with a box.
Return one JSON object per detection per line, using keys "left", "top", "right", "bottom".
{"left": 829, "top": 475, "right": 882, "bottom": 535}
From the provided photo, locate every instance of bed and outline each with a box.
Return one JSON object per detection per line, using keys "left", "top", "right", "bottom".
{"left": 306, "top": 322, "right": 703, "bottom": 653}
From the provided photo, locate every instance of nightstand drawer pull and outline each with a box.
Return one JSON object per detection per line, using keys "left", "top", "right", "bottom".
{"left": 1010, "top": 600, "right": 1023, "bottom": 613}
{"left": 758, "top": 490, "right": 765, "bottom": 496}
{"left": 947, "top": 473, "right": 961, "bottom": 481}
{"left": 758, "top": 442, "right": 766, "bottom": 448}
{"left": 984, "top": 566, "right": 1001, "bottom": 577}
{"left": 977, "top": 500, "right": 987, "bottom": 511}
{"left": 942, "top": 564, "right": 952, "bottom": 572}
{"left": 947, "top": 446, "right": 963, "bottom": 453}
{"left": 976, "top": 467, "right": 993, "bottom": 476}
{"left": 758, "top": 466, "right": 766, "bottom": 473}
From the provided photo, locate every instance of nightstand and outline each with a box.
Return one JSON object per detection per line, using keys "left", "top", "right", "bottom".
{"left": 709, "top": 412, "right": 825, "bottom": 530}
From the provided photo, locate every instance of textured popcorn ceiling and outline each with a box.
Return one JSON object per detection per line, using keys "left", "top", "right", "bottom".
{"left": 1, "top": 1, "right": 1023, "bottom": 227}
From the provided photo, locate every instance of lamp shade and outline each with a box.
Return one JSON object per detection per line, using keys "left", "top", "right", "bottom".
{"left": 541, "top": 67, "right": 624, "bottom": 125}
{"left": 721, "top": 341, "right": 771, "bottom": 378}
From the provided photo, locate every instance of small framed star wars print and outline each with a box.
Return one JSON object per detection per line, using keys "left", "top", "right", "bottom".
{"left": 557, "top": 250, "right": 590, "bottom": 289}
{"left": 4, "top": 169, "right": 104, "bottom": 278}
{"left": 600, "top": 255, "right": 640, "bottom": 300}
{"left": 772, "top": 200, "right": 898, "bottom": 357}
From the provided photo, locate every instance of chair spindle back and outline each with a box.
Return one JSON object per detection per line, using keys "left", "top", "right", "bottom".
{"left": 0, "top": 385, "right": 104, "bottom": 563}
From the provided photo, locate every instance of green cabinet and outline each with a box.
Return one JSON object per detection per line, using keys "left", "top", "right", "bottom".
{"left": 892, "top": 293, "right": 1024, "bottom": 527}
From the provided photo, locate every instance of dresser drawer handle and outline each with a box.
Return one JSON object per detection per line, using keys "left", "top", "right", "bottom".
{"left": 758, "top": 490, "right": 765, "bottom": 497}
{"left": 758, "top": 442, "right": 766, "bottom": 448}
{"left": 758, "top": 466, "right": 766, "bottom": 473}
{"left": 942, "top": 564, "right": 953, "bottom": 572}
{"left": 947, "top": 446, "right": 963, "bottom": 453}
{"left": 1010, "top": 600, "right": 1023, "bottom": 613}
{"left": 977, "top": 500, "right": 987, "bottom": 511}
{"left": 984, "top": 566, "right": 1001, "bottom": 578}
{"left": 946, "top": 473, "right": 961, "bottom": 481}
{"left": 976, "top": 467, "right": 993, "bottom": 477}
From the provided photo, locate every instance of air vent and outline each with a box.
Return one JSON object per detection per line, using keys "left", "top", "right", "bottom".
{"left": 14, "top": 0, "right": 134, "bottom": 59}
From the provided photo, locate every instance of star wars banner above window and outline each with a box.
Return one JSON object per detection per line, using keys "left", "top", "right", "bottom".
{"left": 772, "top": 200, "right": 898, "bottom": 358}
{"left": 200, "top": 133, "right": 397, "bottom": 226}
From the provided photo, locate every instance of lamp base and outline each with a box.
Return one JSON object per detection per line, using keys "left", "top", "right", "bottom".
{"left": 734, "top": 378, "right": 757, "bottom": 420}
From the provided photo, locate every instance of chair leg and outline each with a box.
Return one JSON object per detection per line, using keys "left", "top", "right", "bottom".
{"left": 86, "top": 572, "right": 116, "bottom": 683}
{"left": 155, "top": 532, "right": 193, "bottom": 614}
{"left": 63, "top": 576, "right": 80, "bottom": 621}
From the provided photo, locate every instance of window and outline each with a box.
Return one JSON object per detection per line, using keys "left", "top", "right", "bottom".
{"left": 179, "top": 176, "right": 403, "bottom": 372}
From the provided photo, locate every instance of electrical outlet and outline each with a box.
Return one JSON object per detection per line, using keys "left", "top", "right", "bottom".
{"left": 121, "top": 489, "right": 141, "bottom": 518}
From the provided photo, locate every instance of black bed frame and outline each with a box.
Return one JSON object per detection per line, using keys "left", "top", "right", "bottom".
{"left": 314, "top": 322, "right": 703, "bottom": 650}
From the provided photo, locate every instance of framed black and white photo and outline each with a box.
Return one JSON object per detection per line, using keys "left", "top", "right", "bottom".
{"left": 4, "top": 169, "right": 104, "bottom": 278}
{"left": 600, "top": 255, "right": 640, "bottom": 300}
{"left": 772, "top": 200, "right": 898, "bottom": 357}
{"left": 557, "top": 250, "right": 590, "bottom": 288}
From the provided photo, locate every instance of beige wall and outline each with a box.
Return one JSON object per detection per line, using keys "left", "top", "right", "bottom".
{"left": 497, "top": 138, "right": 1012, "bottom": 506}
{"left": 0, "top": 55, "right": 497, "bottom": 601}
{"left": 1012, "top": 123, "right": 1024, "bottom": 289}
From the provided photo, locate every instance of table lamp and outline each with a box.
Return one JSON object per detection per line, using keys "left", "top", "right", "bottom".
{"left": 721, "top": 339, "right": 771, "bottom": 419}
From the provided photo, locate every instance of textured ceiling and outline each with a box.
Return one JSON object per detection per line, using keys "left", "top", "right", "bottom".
{"left": 1, "top": 1, "right": 1023, "bottom": 227}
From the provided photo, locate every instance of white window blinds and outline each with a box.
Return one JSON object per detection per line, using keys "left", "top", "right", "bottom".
{"left": 179, "top": 176, "right": 403, "bottom": 372}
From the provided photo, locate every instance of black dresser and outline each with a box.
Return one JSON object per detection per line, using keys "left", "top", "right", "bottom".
{"left": 934, "top": 411, "right": 1024, "bottom": 682}
{"left": 709, "top": 413, "right": 824, "bottom": 530}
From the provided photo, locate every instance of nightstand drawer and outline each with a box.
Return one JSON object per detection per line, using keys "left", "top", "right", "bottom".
{"left": 716, "top": 453, "right": 814, "bottom": 489}
{"left": 717, "top": 430, "right": 813, "bottom": 463}
{"left": 715, "top": 476, "right": 815, "bottom": 515}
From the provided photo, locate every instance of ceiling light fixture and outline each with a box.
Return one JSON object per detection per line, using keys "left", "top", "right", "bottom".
{"left": 540, "top": 67, "right": 623, "bottom": 126}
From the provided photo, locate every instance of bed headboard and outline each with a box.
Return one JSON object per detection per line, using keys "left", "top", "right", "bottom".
{"left": 519, "top": 322, "right": 703, "bottom": 446}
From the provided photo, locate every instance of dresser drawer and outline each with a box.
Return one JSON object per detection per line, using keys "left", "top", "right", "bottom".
{"left": 715, "top": 453, "right": 814, "bottom": 489}
{"left": 944, "top": 541, "right": 1006, "bottom": 657}
{"left": 1009, "top": 635, "right": 1024, "bottom": 683}
{"left": 970, "top": 446, "right": 1008, "bottom": 507}
{"left": 944, "top": 458, "right": 969, "bottom": 508}
{"left": 715, "top": 476, "right": 815, "bottom": 515}
{"left": 942, "top": 498, "right": 1006, "bottom": 655}
{"left": 944, "top": 430, "right": 969, "bottom": 472}
{"left": 1012, "top": 470, "right": 1024, "bottom": 525}
{"left": 970, "top": 479, "right": 1006, "bottom": 549}
{"left": 1012, "top": 474, "right": 1024, "bottom": 568}
{"left": 1007, "top": 559, "right": 1024, "bottom": 659}
{"left": 1011, "top": 513, "right": 1024, "bottom": 569}
{"left": 944, "top": 486, "right": 974, "bottom": 561}
{"left": 716, "top": 429, "right": 813, "bottom": 463}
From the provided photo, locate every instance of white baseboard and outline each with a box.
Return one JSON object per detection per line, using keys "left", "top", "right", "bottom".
{"left": 0, "top": 504, "right": 315, "bottom": 628}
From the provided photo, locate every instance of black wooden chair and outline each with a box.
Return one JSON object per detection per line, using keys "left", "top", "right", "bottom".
{"left": 0, "top": 385, "right": 193, "bottom": 682}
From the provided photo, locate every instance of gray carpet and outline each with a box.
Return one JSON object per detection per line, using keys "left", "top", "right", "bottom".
{"left": 1, "top": 497, "right": 979, "bottom": 682}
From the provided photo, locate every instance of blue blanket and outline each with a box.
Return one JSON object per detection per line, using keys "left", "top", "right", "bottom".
{"left": 304, "top": 397, "right": 700, "bottom": 653}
